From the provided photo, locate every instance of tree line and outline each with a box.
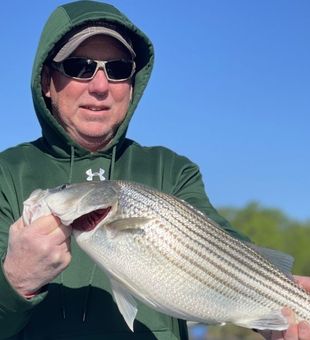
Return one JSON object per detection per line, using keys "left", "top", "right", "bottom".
{"left": 219, "top": 202, "right": 310, "bottom": 276}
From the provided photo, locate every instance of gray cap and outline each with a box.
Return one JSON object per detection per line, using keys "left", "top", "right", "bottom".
{"left": 53, "top": 26, "right": 136, "bottom": 62}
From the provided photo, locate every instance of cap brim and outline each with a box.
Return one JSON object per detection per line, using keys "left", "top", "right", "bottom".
{"left": 53, "top": 26, "right": 136, "bottom": 62}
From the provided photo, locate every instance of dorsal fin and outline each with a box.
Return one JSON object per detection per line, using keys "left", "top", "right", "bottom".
{"left": 246, "top": 242, "right": 294, "bottom": 279}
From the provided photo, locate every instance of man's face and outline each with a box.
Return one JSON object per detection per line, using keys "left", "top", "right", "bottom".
{"left": 43, "top": 35, "right": 133, "bottom": 151}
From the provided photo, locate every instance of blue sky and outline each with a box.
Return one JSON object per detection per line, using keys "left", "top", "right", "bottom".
{"left": 1, "top": 1, "right": 309, "bottom": 221}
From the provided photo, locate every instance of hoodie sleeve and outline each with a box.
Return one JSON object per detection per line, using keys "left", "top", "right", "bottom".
{"left": 0, "top": 164, "right": 46, "bottom": 338}
{"left": 0, "top": 259, "right": 47, "bottom": 339}
{"left": 167, "top": 153, "right": 250, "bottom": 242}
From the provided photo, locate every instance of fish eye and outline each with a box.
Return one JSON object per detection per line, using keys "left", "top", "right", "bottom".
{"left": 48, "top": 183, "right": 69, "bottom": 194}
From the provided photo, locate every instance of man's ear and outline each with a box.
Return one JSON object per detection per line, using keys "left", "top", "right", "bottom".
{"left": 41, "top": 66, "right": 51, "bottom": 98}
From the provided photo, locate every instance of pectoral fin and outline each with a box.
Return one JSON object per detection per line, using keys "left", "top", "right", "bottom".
{"left": 106, "top": 217, "right": 153, "bottom": 239}
{"left": 110, "top": 278, "right": 138, "bottom": 332}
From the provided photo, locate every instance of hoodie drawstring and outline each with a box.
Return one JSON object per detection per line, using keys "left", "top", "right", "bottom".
{"left": 82, "top": 264, "right": 97, "bottom": 322}
{"left": 110, "top": 145, "right": 117, "bottom": 180}
{"left": 60, "top": 273, "right": 66, "bottom": 319}
{"left": 68, "top": 145, "right": 75, "bottom": 184}
{"left": 60, "top": 145, "right": 117, "bottom": 322}
{"left": 59, "top": 146, "right": 75, "bottom": 320}
{"left": 81, "top": 145, "right": 117, "bottom": 322}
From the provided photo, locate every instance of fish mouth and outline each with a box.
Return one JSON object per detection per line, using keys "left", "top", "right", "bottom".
{"left": 71, "top": 207, "right": 111, "bottom": 231}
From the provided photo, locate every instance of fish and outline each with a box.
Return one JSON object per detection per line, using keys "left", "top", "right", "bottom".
{"left": 22, "top": 180, "right": 310, "bottom": 332}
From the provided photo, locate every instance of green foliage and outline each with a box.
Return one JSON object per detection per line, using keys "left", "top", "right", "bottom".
{"left": 219, "top": 201, "right": 310, "bottom": 275}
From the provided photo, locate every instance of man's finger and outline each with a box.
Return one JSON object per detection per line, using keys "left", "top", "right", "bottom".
{"left": 50, "top": 223, "right": 72, "bottom": 245}
{"left": 298, "top": 321, "right": 310, "bottom": 340}
{"left": 294, "top": 276, "right": 310, "bottom": 291}
{"left": 282, "top": 325, "right": 298, "bottom": 340}
{"left": 28, "top": 214, "right": 62, "bottom": 234}
{"left": 282, "top": 308, "right": 296, "bottom": 325}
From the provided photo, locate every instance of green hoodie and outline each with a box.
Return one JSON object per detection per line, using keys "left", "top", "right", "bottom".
{"left": 0, "top": 1, "right": 249, "bottom": 339}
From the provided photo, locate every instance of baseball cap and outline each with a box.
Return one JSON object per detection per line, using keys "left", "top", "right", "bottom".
{"left": 53, "top": 25, "right": 136, "bottom": 62}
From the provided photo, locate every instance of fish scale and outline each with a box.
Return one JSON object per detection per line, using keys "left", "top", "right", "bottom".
{"left": 23, "top": 180, "right": 310, "bottom": 331}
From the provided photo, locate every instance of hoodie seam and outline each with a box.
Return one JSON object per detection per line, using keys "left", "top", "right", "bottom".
{"left": 58, "top": 6, "right": 72, "bottom": 25}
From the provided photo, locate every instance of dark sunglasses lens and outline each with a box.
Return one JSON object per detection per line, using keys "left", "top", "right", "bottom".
{"left": 62, "top": 59, "right": 96, "bottom": 78}
{"left": 105, "top": 60, "right": 134, "bottom": 80}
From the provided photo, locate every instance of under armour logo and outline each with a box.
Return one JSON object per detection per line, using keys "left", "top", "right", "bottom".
{"left": 85, "top": 168, "right": 105, "bottom": 181}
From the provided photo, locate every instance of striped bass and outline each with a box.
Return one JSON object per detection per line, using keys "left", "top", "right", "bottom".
{"left": 23, "top": 180, "right": 310, "bottom": 332}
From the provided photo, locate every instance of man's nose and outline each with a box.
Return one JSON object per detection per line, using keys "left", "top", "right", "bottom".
{"left": 88, "top": 68, "right": 109, "bottom": 95}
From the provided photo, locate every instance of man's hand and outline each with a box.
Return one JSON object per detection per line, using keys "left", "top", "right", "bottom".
{"left": 3, "top": 215, "right": 72, "bottom": 298}
{"left": 259, "top": 276, "right": 310, "bottom": 340}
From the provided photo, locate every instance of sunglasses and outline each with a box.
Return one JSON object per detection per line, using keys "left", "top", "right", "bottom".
{"left": 51, "top": 57, "right": 136, "bottom": 82}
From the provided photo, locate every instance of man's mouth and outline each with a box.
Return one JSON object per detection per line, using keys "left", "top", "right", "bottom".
{"left": 72, "top": 207, "right": 111, "bottom": 231}
{"left": 81, "top": 105, "right": 109, "bottom": 112}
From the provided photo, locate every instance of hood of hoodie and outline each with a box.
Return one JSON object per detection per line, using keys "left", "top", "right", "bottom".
{"left": 31, "top": 0, "right": 154, "bottom": 159}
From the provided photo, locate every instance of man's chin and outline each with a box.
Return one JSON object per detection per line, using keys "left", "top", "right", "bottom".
{"left": 73, "top": 130, "right": 113, "bottom": 151}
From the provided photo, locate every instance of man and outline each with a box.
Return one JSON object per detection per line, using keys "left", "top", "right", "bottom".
{"left": 0, "top": 1, "right": 309, "bottom": 339}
